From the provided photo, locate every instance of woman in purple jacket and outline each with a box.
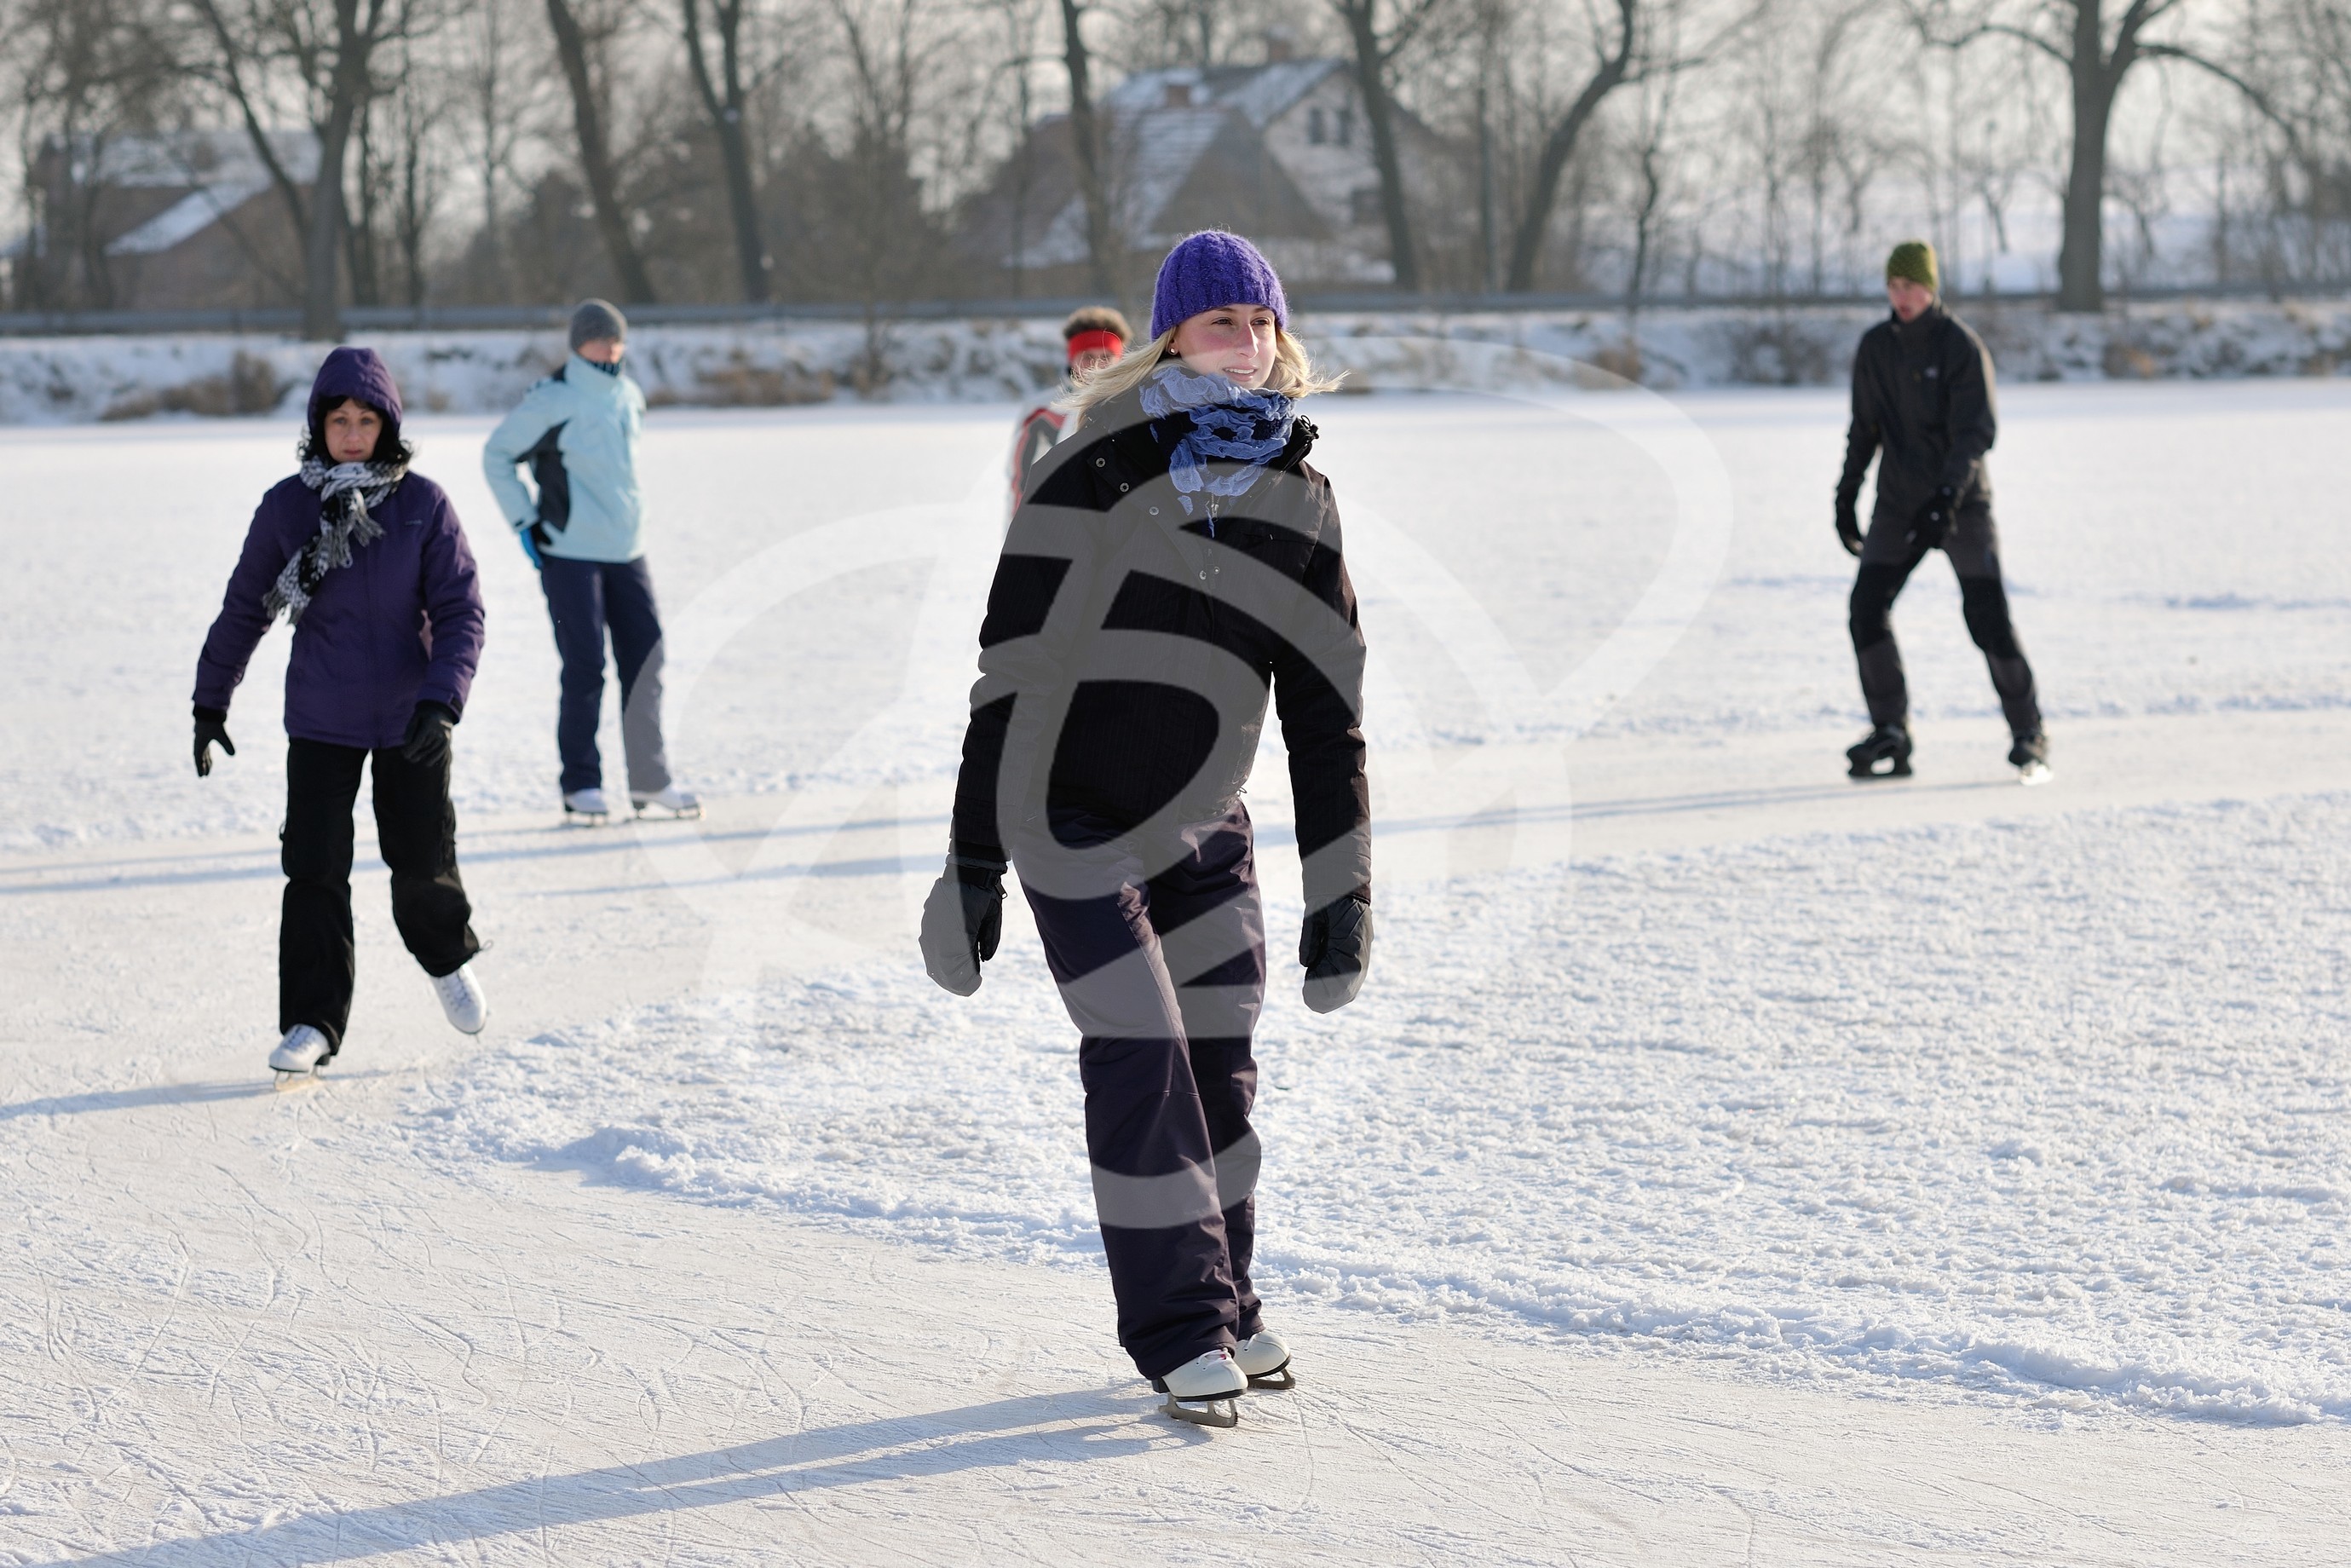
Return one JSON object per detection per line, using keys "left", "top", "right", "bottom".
{"left": 192, "top": 348, "right": 490, "bottom": 1079}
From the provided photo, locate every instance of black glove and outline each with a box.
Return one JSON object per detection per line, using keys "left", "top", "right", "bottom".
{"left": 1906, "top": 486, "right": 1957, "bottom": 550}
{"left": 1299, "top": 895, "right": 1373, "bottom": 1014}
{"left": 921, "top": 860, "right": 1006, "bottom": 995}
{"left": 401, "top": 700, "right": 458, "bottom": 768}
{"left": 1835, "top": 488, "right": 1864, "bottom": 557}
{"left": 193, "top": 706, "right": 235, "bottom": 778}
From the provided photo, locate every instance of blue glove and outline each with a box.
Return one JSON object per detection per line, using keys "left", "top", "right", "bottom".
{"left": 516, "top": 521, "right": 546, "bottom": 568}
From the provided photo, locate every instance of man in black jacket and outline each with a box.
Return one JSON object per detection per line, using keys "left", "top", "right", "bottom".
{"left": 1836, "top": 240, "right": 2048, "bottom": 782}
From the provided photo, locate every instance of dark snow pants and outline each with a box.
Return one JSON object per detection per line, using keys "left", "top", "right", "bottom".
{"left": 1017, "top": 804, "right": 1267, "bottom": 1381}
{"left": 1850, "top": 502, "right": 2042, "bottom": 739}
{"left": 539, "top": 556, "right": 671, "bottom": 797}
{"left": 280, "top": 739, "right": 480, "bottom": 1051}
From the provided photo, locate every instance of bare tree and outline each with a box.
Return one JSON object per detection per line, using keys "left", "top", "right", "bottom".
{"left": 1332, "top": 0, "right": 1450, "bottom": 291}
{"left": 1057, "top": 0, "right": 1115, "bottom": 293}
{"left": 681, "top": 0, "right": 772, "bottom": 300}
{"left": 452, "top": 0, "right": 540, "bottom": 301}
{"left": 1933, "top": 0, "right": 2294, "bottom": 310}
{"left": 1504, "top": 0, "right": 1639, "bottom": 291}
{"left": 544, "top": 0, "right": 657, "bottom": 301}
{"left": 7, "top": 0, "right": 182, "bottom": 309}
{"left": 190, "top": 0, "right": 413, "bottom": 337}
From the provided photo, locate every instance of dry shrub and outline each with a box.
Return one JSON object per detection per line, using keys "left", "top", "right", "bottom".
{"left": 647, "top": 355, "right": 835, "bottom": 407}
{"left": 1584, "top": 341, "right": 1643, "bottom": 385}
{"left": 2102, "top": 339, "right": 2160, "bottom": 378}
{"left": 102, "top": 351, "right": 288, "bottom": 421}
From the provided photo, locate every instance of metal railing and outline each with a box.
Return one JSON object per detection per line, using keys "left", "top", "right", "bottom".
{"left": 1, "top": 281, "right": 2344, "bottom": 337}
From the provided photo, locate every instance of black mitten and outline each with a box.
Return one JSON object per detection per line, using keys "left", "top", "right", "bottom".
{"left": 1835, "top": 491, "right": 1864, "bottom": 557}
{"left": 1906, "top": 486, "right": 1957, "bottom": 550}
{"left": 921, "top": 861, "right": 1005, "bottom": 995}
{"left": 401, "top": 701, "right": 458, "bottom": 768}
{"left": 1299, "top": 895, "right": 1373, "bottom": 1014}
{"left": 193, "top": 706, "right": 235, "bottom": 778}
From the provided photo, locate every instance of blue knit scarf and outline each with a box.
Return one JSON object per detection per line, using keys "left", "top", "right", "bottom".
{"left": 1138, "top": 364, "right": 1296, "bottom": 526}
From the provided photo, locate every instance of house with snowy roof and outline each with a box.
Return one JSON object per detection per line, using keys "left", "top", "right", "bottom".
{"left": 963, "top": 52, "right": 1452, "bottom": 295}
{"left": 14, "top": 130, "right": 314, "bottom": 312}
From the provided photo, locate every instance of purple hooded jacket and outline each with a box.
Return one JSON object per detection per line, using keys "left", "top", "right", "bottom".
{"left": 193, "top": 348, "right": 487, "bottom": 749}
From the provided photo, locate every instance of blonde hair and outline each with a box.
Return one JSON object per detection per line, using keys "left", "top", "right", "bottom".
{"left": 1063, "top": 326, "right": 1344, "bottom": 423}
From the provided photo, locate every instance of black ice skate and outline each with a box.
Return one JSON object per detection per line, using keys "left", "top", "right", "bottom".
{"left": 2008, "top": 730, "right": 2053, "bottom": 787}
{"left": 1847, "top": 724, "right": 1913, "bottom": 781}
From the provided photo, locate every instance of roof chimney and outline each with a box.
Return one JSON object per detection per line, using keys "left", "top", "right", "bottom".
{"left": 1264, "top": 26, "right": 1296, "bottom": 63}
{"left": 1164, "top": 81, "right": 1195, "bottom": 108}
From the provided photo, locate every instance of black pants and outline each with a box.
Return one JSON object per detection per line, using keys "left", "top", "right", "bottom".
{"left": 539, "top": 556, "right": 670, "bottom": 796}
{"left": 1850, "top": 504, "right": 2042, "bottom": 738}
{"left": 281, "top": 739, "right": 480, "bottom": 1051}
{"left": 1017, "top": 805, "right": 1266, "bottom": 1381}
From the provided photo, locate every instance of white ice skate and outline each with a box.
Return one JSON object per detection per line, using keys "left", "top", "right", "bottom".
{"left": 268, "top": 1024, "right": 331, "bottom": 1082}
{"left": 1234, "top": 1329, "right": 1294, "bottom": 1390}
{"left": 563, "top": 787, "right": 612, "bottom": 825}
{"left": 430, "top": 963, "right": 488, "bottom": 1035}
{"left": 2009, "top": 733, "right": 2053, "bottom": 787}
{"left": 631, "top": 785, "right": 702, "bottom": 820}
{"left": 1152, "top": 1347, "right": 1246, "bottom": 1428}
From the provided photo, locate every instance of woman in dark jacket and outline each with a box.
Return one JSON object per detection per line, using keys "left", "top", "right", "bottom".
{"left": 193, "top": 347, "right": 489, "bottom": 1079}
{"left": 919, "top": 232, "right": 1372, "bottom": 1428}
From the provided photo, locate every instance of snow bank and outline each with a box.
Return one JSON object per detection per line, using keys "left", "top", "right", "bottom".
{"left": 408, "top": 795, "right": 2351, "bottom": 1424}
{"left": 3, "top": 297, "right": 2348, "bottom": 424}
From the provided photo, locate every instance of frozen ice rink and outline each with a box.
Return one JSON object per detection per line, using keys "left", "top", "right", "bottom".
{"left": 3, "top": 379, "right": 2348, "bottom": 1563}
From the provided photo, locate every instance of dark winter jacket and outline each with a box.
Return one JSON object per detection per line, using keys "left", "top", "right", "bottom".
{"left": 952, "top": 384, "right": 1371, "bottom": 909}
{"left": 1838, "top": 303, "right": 1998, "bottom": 519}
{"left": 193, "top": 453, "right": 486, "bottom": 749}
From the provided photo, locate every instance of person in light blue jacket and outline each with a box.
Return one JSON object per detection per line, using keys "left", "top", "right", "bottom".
{"left": 484, "top": 299, "right": 698, "bottom": 821}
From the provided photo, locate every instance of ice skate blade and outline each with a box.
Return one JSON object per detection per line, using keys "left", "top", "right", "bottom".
{"left": 633, "top": 804, "right": 704, "bottom": 821}
{"left": 1161, "top": 1394, "right": 1240, "bottom": 1429}
{"left": 271, "top": 1068, "right": 320, "bottom": 1090}
{"left": 2018, "top": 761, "right": 2054, "bottom": 787}
{"left": 1246, "top": 1364, "right": 1295, "bottom": 1392}
{"left": 1847, "top": 760, "right": 1912, "bottom": 781}
{"left": 562, "top": 811, "right": 609, "bottom": 828}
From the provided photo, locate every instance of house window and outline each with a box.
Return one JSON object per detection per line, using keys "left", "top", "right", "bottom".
{"left": 1350, "top": 186, "right": 1382, "bottom": 227}
{"left": 1336, "top": 107, "right": 1354, "bottom": 147}
{"left": 1309, "top": 107, "right": 1326, "bottom": 145}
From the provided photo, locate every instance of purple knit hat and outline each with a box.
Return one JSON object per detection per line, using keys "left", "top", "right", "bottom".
{"left": 1150, "top": 231, "right": 1288, "bottom": 339}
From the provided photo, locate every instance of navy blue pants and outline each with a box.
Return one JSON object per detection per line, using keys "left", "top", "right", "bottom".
{"left": 539, "top": 556, "right": 671, "bottom": 796}
{"left": 1017, "top": 805, "right": 1266, "bottom": 1381}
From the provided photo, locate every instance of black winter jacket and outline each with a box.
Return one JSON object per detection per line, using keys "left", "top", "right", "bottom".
{"left": 1838, "top": 303, "right": 1998, "bottom": 518}
{"left": 951, "top": 385, "right": 1372, "bottom": 909}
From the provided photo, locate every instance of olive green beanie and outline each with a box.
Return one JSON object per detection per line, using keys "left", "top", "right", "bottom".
{"left": 1886, "top": 240, "right": 1939, "bottom": 291}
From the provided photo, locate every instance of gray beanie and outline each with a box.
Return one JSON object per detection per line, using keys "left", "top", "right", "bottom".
{"left": 568, "top": 298, "right": 628, "bottom": 352}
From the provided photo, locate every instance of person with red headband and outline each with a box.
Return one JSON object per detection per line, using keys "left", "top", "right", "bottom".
{"left": 1008, "top": 307, "right": 1132, "bottom": 512}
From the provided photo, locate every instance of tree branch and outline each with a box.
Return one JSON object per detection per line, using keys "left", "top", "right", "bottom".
{"left": 2136, "top": 41, "right": 2306, "bottom": 154}
{"left": 188, "top": 0, "right": 309, "bottom": 237}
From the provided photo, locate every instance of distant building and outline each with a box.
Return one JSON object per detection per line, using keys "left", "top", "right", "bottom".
{"left": 14, "top": 130, "right": 314, "bottom": 312}
{"left": 965, "top": 55, "right": 1452, "bottom": 296}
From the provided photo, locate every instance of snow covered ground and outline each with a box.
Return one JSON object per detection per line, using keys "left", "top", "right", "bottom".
{"left": 3, "top": 381, "right": 2348, "bottom": 1562}
{"left": 3, "top": 297, "right": 2348, "bottom": 425}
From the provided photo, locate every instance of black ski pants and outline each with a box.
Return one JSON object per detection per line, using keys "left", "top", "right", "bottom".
{"left": 281, "top": 738, "right": 480, "bottom": 1051}
{"left": 539, "top": 556, "right": 671, "bottom": 797}
{"left": 1850, "top": 502, "right": 2042, "bottom": 739}
{"left": 1017, "top": 804, "right": 1266, "bottom": 1382}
